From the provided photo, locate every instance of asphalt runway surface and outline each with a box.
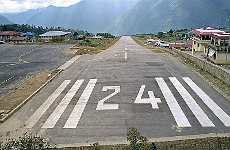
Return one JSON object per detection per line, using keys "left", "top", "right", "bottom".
{"left": 0, "top": 44, "right": 73, "bottom": 98}
{"left": 0, "top": 37, "right": 230, "bottom": 146}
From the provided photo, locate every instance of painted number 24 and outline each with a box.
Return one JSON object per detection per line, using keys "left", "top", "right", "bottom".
{"left": 96, "top": 85, "right": 161, "bottom": 110}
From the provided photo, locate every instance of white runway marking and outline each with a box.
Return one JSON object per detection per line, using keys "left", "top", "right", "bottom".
{"left": 59, "top": 55, "right": 81, "bottom": 70}
{"left": 63, "top": 79, "right": 97, "bottom": 128}
{"left": 125, "top": 52, "right": 127, "bottom": 60}
{"left": 42, "top": 80, "right": 84, "bottom": 128}
{"left": 183, "top": 77, "right": 230, "bottom": 127}
{"left": 135, "top": 85, "right": 161, "bottom": 109}
{"left": 156, "top": 77, "right": 191, "bottom": 127}
{"left": 96, "top": 86, "right": 120, "bottom": 110}
{"left": 169, "top": 77, "right": 215, "bottom": 127}
{"left": 26, "top": 80, "right": 71, "bottom": 128}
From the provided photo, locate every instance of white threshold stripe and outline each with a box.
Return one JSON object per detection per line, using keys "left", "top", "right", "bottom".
{"left": 42, "top": 80, "right": 84, "bottom": 128}
{"left": 183, "top": 77, "right": 230, "bottom": 127}
{"left": 63, "top": 79, "right": 97, "bottom": 128}
{"left": 26, "top": 80, "right": 71, "bottom": 128}
{"left": 156, "top": 77, "right": 191, "bottom": 127}
{"left": 169, "top": 77, "right": 215, "bottom": 127}
{"left": 59, "top": 55, "right": 81, "bottom": 70}
{"left": 125, "top": 52, "right": 127, "bottom": 60}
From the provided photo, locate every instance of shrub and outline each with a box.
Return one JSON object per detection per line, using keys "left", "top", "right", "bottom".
{"left": 51, "top": 37, "right": 65, "bottom": 42}
{"left": 0, "top": 132, "right": 56, "bottom": 150}
{"left": 127, "top": 128, "right": 150, "bottom": 150}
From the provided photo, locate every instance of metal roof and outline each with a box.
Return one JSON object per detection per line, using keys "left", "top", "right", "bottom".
{"left": 0, "top": 31, "right": 22, "bottom": 36}
{"left": 191, "top": 27, "right": 224, "bottom": 35}
{"left": 39, "top": 31, "right": 71, "bottom": 37}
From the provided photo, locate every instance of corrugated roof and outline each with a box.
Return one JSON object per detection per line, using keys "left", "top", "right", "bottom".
{"left": 211, "top": 33, "right": 230, "bottom": 39}
{"left": 191, "top": 27, "right": 224, "bottom": 35}
{"left": 22, "top": 32, "right": 34, "bottom": 36}
{"left": 0, "top": 31, "right": 22, "bottom": 36}
{"left": 39, "top": 31, "right": 71, "bottom": 37}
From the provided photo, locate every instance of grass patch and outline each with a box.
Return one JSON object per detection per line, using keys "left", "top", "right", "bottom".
{"left": 78, "top": 37, "right": 121, "bottom": 55}
{"left": 67, "top": 37, "right": 121, "bottom": 55}
{"left": 131, "top": 36, "right": 143, "bottom": 46}
{"left": 90, "top": 39, "right": 102, "bottom": 44}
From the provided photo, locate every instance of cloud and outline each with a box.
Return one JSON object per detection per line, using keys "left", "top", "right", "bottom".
{"left": 0, "top": 0, "right": 81, "bottom": 13}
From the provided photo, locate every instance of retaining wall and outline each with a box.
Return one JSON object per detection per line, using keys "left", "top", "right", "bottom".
{"left": 169, "top": 48, "right": 230, "bottom": 86}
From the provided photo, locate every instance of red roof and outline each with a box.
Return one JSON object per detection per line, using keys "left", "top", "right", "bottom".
{"left": 0, "top": 31, "right": 22, "bottom": 36}
{"left": 191, "top": 27, "right": 224, "bottom": 35}
{"left": 211, "top": 32, "right": 230, "bottom": 39}
{"left": 86, "top": 36, "right": 93, "bottom": 39}
{"left": 11, "top": 37, "right": 28, "bottom": 41}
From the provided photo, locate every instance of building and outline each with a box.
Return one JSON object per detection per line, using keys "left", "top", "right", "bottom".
{"left": 190, "top": 27, "right": 225, "bottom": 55}
{"left": 0, "top": 31, "right": 22, "bottom": 41}
{"left": 10, "top": 37, "right": 28, "bottom": 43}
{"left": 86, "top": 35, "right": 103, "bottom": 40}
{"left": 169, "top": 43, "right": 192, "bottom": 50}
{"left": 204, "top": 32, "right": 230, "bottom": 64}
{"left": 22, "top": 32, "right": 35, "bottom": 42}
{"left": 39, "top": 31, "right": 71, "bottom": 42}
{"left": 22, "top": 32, "right": 35, "bottom": 37}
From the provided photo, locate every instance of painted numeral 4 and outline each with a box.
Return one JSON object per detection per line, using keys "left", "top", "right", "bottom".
{"left": 135, "top": 85, "right": 161, "bottom": 109}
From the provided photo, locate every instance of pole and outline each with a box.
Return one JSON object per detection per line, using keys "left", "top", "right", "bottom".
{"left": 227, "top": 34, "right": 230, "bottom": 61}
{"left": 175, "top": 32, "right": 177, "bottom": 48}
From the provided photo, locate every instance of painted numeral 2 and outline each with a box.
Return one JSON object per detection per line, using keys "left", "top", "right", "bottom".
{"left": 96, "top": 86, "right": 120, "bottom": 110}
{"left": 96, "top": 85, "right": 161, "bottom": 110}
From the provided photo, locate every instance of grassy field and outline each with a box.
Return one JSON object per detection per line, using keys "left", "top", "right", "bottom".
{"left": 75, "top": 37, "right": 121, "bottom": 55}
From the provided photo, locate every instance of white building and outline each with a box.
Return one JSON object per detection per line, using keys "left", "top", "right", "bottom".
{"left": 39, "top": 31, "right": 71, "bottom": 42}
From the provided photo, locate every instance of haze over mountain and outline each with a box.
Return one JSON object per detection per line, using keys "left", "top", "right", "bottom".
{"left": 109, "top": 0, "right": 230, "bottom": 35}
{"left": 0, "top": 15, "right": 12, "bottom": 24}
{"left": 1, "top": 8, "right": 47, "bottom": 25}
{"left": 1, "top": 0, "right": 230, "bottom": 35}
{"left": 1, "top": 0, "right": 140, "bottom": 33}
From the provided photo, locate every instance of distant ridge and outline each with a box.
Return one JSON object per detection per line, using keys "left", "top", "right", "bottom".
{"left": 1, "top": 0, "right": 140, "bottom": 33}
{"left": 0, "top": 15, "right": 12, "bottom": 24}
{"left": 109, "top": 0, "right": 230, "bottom": 35}
{"left": 1, "top": 0, "right": 230, "bottom": 35}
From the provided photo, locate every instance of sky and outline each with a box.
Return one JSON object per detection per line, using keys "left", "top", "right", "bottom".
{"left": 0, "top": 0, "right": 81, "bottom": 13}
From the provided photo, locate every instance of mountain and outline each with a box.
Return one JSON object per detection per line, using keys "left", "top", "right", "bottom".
{"left": 0, "top": 15, "right": 12, "bottom": 24}
{"left": 109, "top": 0, "right": 230, "bottom": 35}
{"left": 1, "top": 0, "right": 140, "bottom": 33}
{"left": 1, "top": 8, "right": 46, "bottom": 24}
{"left": 27, "top": 0, "right": 140, "bottom": 33}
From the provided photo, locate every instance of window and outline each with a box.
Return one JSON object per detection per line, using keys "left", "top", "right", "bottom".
{"left": 213, "top": 53, "right": 216, "bottom": 60}
{"left": 220, "top": 40, "right": 224, "bottom": 46}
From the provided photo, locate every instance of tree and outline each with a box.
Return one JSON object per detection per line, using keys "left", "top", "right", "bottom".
{"left": 169, "top": 29, "right": 174, "bottom": 37}
{"left": 85, "top": 32, "right": 90, "bottom": 36}
{"left": 157, "top": 32, "right": 164, "bottom": 38}
{"left": 73, "top": 32, "right": 79, "bottom": 37}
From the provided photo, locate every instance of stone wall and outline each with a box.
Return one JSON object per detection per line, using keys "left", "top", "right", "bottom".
{"left": 170, "top": 48, "right": 230, "bottom": 86}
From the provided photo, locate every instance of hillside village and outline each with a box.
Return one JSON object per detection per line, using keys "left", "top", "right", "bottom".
{"left": 137, "top": 27, "right": 230, "bottom": 65}
{"left": 0, "top": 26, "right": 230, "bottom": 65}
{"left": 0, "top": 24, "right": 115, "bottom": 44}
